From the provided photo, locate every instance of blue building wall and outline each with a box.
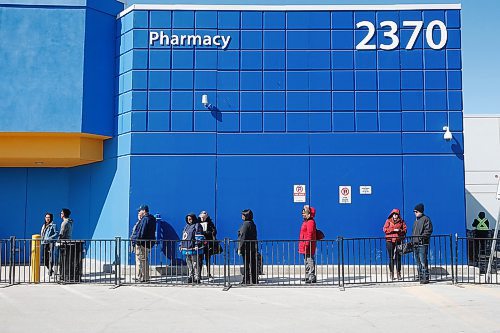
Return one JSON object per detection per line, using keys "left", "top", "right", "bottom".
{"left": 0, "top": 4, "right": 465, "bottom": 241}
{"left": 115, "top": 8, "right": 465, "bottom": 239}
{"left": 0, "top": 0, "right": 122, "bottom": 135}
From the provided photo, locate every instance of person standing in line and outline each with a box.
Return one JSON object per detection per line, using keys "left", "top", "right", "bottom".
{"left": 199, "top": 211, "right": 217, "bottom": 279}
{"left": 41, "top": 212, "right": 58, "bottom": 276}
{"left": 472, "top": 211, "right": 490, "bottom": 264}
{"left": 59, "top": 208, "right": 73, "bottom": 240}
{"left": 131, "top": 204, "right": 157, "bottom": 282}
{"left": 238, "top": 209, "right": 258, "bottom": 285}
{"left": 383, "top": 208, "right": 407, "bottom": 280}
{"left": 412, "top": 203, "right": 433, "bottom": 284}
{"left": 299, "top": 205, "right": 317, "bottom": 284}
{"left": 180, "top": 213, "right": 205, "bottom": 284}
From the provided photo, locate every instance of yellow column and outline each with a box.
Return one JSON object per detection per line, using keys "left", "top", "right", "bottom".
{"left": 30, "top": 234, "right": 41, "bottom": 283}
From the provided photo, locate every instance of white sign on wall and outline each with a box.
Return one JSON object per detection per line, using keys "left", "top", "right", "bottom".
{"left": 496, "top": 180, "right": 500, "bottom": 201}
{"left": 293, "top": 185, "right": 306, "bottom": 203}
{"left": 339, "top": 186, "right": 351, "bottom": 204}
{"left": 360, "top": 186, "right": 372, "bottom": 195}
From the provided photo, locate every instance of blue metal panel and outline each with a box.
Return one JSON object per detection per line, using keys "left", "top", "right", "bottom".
{"left": 310, "top": 156, "right": 403, "bottom": 237}
{"left": 241, "top": 113, "right": 263, "bottom": 132}
{"left": 195, "top": 11, "right": 216, "bottom": 29}
{"left": 0, "top": 169, "right": 28, "bottom": 238}
{"left": 216, "top": 156, "right": 309, "bottom": 239}
{"left": 150, "top": 10, "right": 171, "bottom": 28}
{"left": 309, "top": 133, "right": 402, "bottom": 155}
{"left": 402, "top": 133, "right": 464, "bottom": 154}
{"left": 263, "top": 113, "right": 286, "bottom": 132}
{"left": 130, "top": 133, "right": 216, "bottom": 154}
{"left": 217, "top": 133, "right": 308, "bottom": 155}
{"left": 242, "top": 11, "right": 262, "bottom": 29}
{"left": 402, "top": 155, "right": 465, "bottom": 234}
{"left": 240, "top": 92, "right": 263, "bottom": 111}
{"left": 263, "top": 11, "right": 285, "bottom": 29}
{"left": 171, "top": 111, "right": 194, "bottom": 131}
{"left": 148, "top": 112, "right": 171, "bottom": 132}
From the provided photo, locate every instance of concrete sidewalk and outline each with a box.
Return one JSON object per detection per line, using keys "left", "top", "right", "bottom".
{"left": 0, "top": 283, "right": 499, "bottom": 333}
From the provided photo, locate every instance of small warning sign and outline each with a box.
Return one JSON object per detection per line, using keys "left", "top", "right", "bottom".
{"left": 339, "top": 186, "right": 351, "bottom": 204}
{"left": 293, "top": 185, "right": 306, "bottom": 203}
{"left": 360, "top": 186, "right": 372, "bottom": 195}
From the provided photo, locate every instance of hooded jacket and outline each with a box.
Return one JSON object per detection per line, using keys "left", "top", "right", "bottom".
{"left": 383, "top": 208, "right": 407, "bottom": 243}
{"left": 299, "top": 206, "right": 317, "bottom": 255}
{"left": 180, "top": 213, "right": 205, "bottom": 254}
{"left": 237, "top": 217, "right": 257, "bottom": 254}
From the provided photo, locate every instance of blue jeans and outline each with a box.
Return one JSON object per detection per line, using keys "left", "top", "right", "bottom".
{"left": 413, "top": 244, "right": 429, "bottom": 281}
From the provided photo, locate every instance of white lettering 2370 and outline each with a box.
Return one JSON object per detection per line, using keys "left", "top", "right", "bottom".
{"left": 355, "top": 20, "right": 448, "bottom": 50}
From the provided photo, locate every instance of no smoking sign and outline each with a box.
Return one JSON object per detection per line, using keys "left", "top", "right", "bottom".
{"left": 339, "top": 186, "right": 352, "bottom": 204}
{"left": 293, "top": 185, "right": 306, "bottom": 203}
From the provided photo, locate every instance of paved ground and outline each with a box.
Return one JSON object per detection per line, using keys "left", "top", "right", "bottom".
{"left": 0, "top": 283, "right": 499, "bottom": 332}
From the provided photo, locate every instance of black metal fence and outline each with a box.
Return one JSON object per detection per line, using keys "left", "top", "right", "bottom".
{"left": 0, "top": 235, "right": 498, "bottom": 287}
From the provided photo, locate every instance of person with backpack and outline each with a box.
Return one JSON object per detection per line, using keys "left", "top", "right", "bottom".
{"left": 299, "top": 205, "right": 317, "bottom": 284}
{"left": 383, "top": 208, "right": 407, "bottom": 280}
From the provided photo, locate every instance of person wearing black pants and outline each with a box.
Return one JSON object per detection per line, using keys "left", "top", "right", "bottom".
{"left": 383, "top": 208, "right": 407, "bottom": 280}
{"left": 238, "top": 209, "right": 258, "bottom": 285}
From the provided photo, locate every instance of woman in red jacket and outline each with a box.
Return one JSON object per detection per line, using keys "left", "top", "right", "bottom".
{"left": 299, "top": 205, "right": 317, "bottom": 284}
{"left": 383, "top": 208, "right": 407, "bottom": 280}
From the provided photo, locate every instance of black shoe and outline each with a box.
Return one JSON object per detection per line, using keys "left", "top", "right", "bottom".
{"left": 301, "top": 278, "right": 309, "bottom": 282}
{"left": 185, "top": 277, "right": 194, "bottom": 283}
{"left": 420, "top": 280, "right": 429, "bottom": 284}
{"left": 305, "top": 279, "right": 317, "bottom": 284}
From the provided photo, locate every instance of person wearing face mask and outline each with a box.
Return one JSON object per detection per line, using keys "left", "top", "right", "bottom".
{"left": 299, "top": 205, "right": 317, "bottom": 284}
{"left": 383, "top": 208, "right": 407, "bottom": 280}
{"left": 180, "top": 213, "right": 205, "bottom": 284}
{"left": 411, "top": 203, "right": 433, "bottom": 284}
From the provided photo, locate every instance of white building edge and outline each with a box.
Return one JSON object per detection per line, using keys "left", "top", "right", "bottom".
{"left": 464, "top": 115, "right": 500, "bottom": 230}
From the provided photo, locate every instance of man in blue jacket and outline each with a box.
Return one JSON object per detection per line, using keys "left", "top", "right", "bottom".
{"left": 131, "top": 204, "right": 157, "bottom": 282}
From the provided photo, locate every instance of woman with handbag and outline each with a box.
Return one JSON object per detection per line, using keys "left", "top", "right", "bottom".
{"left": 383, "top": 208, "right": 407, "bottom": 280}
{"left": 199, "top": 211, "right": 217, "bottom": 279}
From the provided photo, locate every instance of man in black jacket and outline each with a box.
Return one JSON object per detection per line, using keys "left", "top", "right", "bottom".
{"left": 131, "top": 204, "right": 157, "bottom": 282}
{"left": 412, "top": 203, "right": 433, "bottom": 284}
{"left": 238, "top": 209, "right": 258, "bottom": 284}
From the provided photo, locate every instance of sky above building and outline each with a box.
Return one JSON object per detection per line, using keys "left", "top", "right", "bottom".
{"left": 126, "top": 0, "right": 500, "bottom": 114}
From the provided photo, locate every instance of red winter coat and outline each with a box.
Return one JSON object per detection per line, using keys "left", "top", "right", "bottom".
{"left": 383, "top": 208, "right": 407, "bottom": 243}
{"left": 299, "top": 207, "right": 317, "bottom": 255}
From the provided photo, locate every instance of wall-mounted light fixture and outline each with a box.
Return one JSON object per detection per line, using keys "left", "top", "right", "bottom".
{"left": 201, "top": 94, "right": 214, "bottom": 110}
{"left": 443, "top": 126, "right": 453, "bottom": 141}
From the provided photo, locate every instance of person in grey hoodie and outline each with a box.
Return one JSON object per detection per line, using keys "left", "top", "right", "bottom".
{"left": 411, "top": 203, "right": 433, "bottom": 284}
{"left": 59, "top": 208, "right": 73, "bottom": 240}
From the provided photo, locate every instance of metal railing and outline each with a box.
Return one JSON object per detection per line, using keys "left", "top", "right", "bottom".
{"left": 340, "top": 235, "right": 454, "bottom": 285}
{"left": 227, "top": 239, "right": 341, "bottom": 287}
{"left": 0, "top": 235, "right": 497, "bottom": 287}
{"left": 455, "top": 236, "right": 500, "bottom": 284}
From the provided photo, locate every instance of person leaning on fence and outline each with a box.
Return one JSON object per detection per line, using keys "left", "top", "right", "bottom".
{"left": 199, "top": 210, "right": 217, "bottom": 280}
{"left": 411, "top": 203, "right": 433, "bottom": 284}
{"left": 180, "top": 213, "right": 205, "bottom": 284}
{"left": 299, "top": 205, "right": 317, "bottom": 284}
{"left": 131, "top": 204, "right": 157, "bottom": 282}
{"left": 383, "top": 208, "right": 407, "bottom": 281}
{"left": 41, "top": 212, "right": 58, "bottom": 276}
{"left": 238, "top": 209, "right": 258, "bottom": 285}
